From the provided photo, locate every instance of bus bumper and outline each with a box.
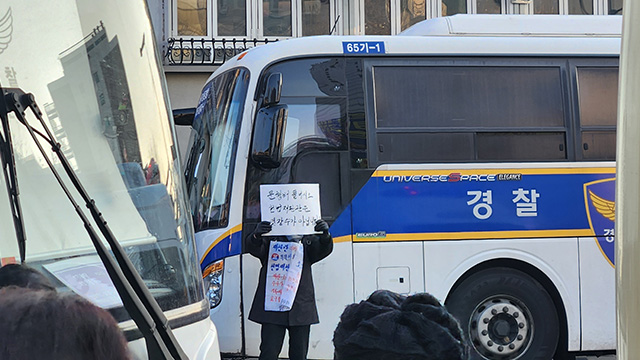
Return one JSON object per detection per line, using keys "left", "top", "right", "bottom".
{"left": 128, "top": 317, "right": 221, "bottom": 360}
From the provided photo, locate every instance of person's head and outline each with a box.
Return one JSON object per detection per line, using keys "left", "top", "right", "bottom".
{"left": 0, "top": 263, "right": 55, "bottom": 291}
{"left": 0, "top": 287, "right": 131, "bottom": 360}
{"left": 333, "top": 290, "right": 468, "bottom": 360}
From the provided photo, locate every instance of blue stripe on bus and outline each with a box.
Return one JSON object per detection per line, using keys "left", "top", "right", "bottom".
{"left": 200, "top": 167, "right": 616, "bottom": 268}
{"left": 351, "top": 170, "right": 615, "bottom": 236}
{"left": 200, "top": 231, "right": 243, "bottom": 271}
{"left": 200, "top": 207, "right": 354, "bottom": 269}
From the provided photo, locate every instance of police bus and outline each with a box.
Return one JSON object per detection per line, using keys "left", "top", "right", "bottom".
{"left": 184, "top": 15, "right": 620, "bottom": 359}
{"left": 0, "top": 0, "right": 220, "bottom": 359}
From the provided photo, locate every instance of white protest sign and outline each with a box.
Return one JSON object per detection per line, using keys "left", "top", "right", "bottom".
{"left": 264, "top": 241, "right": 304, "bottom": 312}
{"left": 260, "top": 183, "right": 321, "bottom": 236}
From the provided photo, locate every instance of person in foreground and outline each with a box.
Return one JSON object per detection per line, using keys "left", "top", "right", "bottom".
{"left": 0, "top": 286, "right": 131, "bottom": 360}
{"left": 333, "top": 289, "right": 469, "bottom": 360}
{"left": 248, "top": 219, "right": 334, "bottom": 360}
{"left": 0, "top": 263, "right": 55, "bottom": 291}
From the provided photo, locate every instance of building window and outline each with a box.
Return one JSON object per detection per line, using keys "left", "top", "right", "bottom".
{"left": 303, "top": 0, "right": 332, "bottom": 35}
{"left": 364, "top": 0, "right": 426, "bottom": 34}
{"left": 171, "top": 0, "right": 620, "bottom": 41}
{"left": 534, "top": 0, "right": 558, "bottom": 13}
{"left": 608, "top": 0, "right": 622, "bottom": 14}
{"left": 365, "top": 0, "right": 391, "bottom": 34}
{"left": 477, "top": 0, "right": 501, "bottom": 14}
{"left": 177, "top": 0, "right": 208, "bottom": 36}
{"left": 442, "top": 0, "right": 466, "bottom": 15}
{"left": 263, "top": 0, "right": 293, "bottom": 36}
{"left": 173, "top": 0, "right": 338, "bottom": 39}
{"left": 402, "top": 0, "right": 427, "bottom": 30}
{"left": 218, "top": 0, "right": 247, "bottom": 36}
{"left": 531, "top": 0, "right": 609, "bottom": 15}
{"left": 568, "top": 0, "right": 593, "bottom": 14}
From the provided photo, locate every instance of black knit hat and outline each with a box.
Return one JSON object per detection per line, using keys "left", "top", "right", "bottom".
{"left": 333, "top": 290, "right": 468, "bottom": 360}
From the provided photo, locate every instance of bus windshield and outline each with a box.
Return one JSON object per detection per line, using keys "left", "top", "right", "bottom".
{"left": 185, "top": 68, "right": 250, "bottom": 231}
{"left": 0, "top": 0, "right": 204, "bottom": 325}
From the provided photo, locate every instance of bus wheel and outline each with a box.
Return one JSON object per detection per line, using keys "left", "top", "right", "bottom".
{"left": 445, "top": 267, "right": 559, "bottom": 360}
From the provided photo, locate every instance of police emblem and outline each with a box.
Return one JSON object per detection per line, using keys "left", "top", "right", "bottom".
{"left": 584, "top": 178, "right": 616, "bottom": 267}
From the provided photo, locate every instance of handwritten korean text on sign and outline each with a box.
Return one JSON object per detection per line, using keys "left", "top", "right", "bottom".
{"left": 265, "top": 241, "right": 304, "bottom": 312}
{"left": 260, "top": 184, "right": 321, "bottom": 236}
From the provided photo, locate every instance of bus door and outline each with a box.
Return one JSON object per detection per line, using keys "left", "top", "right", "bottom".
{"left": 242, "top": 57, "right": 358, "bottom": 358}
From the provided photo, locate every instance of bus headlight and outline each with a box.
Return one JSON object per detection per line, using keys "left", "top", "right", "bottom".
{"left": 202, "top": 259, "right": 224, "bottom": 308}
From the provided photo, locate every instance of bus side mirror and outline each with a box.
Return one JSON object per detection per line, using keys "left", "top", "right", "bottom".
{"left": 251, "top": 104, "right": 288, "bottom": 169}
{"left": 173, "top": 108, "right": 196, "bottom": 126}
{"left": 263, "top": 73, "right": 283, "bottom": 106}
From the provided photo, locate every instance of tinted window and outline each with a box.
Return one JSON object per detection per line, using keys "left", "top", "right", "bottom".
{"left": 477, "top": 133, "right": 566, "bottom": 160}
{"left": 577, "top": 67, "right": 618, "bottom": 160}
{"left": 374, "top": 66, "right": 564, "bottom": 129}
{"left": 577, "top": 68, "right": 618, "bottom": 127}
{"left": 582, "top": 132, "right": 616, "bottom": 160}
{"left": 372, "top": 63, "right": 569, "bottom": 164}
{"left": 377, "top": 133, "right": 474, "bottom": 162}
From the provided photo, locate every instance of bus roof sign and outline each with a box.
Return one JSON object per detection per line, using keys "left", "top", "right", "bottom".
{"left": 342, "top": 41, "right": 385, "bottom": 54}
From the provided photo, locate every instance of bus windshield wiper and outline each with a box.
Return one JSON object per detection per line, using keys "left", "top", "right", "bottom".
{"left": 0, "top": 85, "right": 188, "bottom": 360}
{"left": 0, "top": 84, "right": 26, "bottom": 263}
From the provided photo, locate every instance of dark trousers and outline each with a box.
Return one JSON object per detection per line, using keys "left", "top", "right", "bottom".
{"left": 258, "top": 323, "right": 311, "bottom": 360}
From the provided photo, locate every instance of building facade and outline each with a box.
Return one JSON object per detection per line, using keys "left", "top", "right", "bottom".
{"left": 146, "top": 0, "right": 622, "bottom": 155}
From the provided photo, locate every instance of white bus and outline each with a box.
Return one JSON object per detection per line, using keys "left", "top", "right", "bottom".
{"left": 184, "top": 15, "right": 620, "bottom": 359}
{"left": 0, "top": 1, "right": 220, "bottom": 359}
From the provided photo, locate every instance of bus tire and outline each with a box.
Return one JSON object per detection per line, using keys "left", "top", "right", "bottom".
{"left": 445, "top": 267, "right": 559, "bottom": 360}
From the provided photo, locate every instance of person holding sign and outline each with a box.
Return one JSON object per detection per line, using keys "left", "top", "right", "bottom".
{"left": 247, "top": 218, "right": 333, "bottom": 360}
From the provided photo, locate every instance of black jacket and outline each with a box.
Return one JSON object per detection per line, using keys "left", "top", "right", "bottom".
{"left": 247, "top": 231, "right": 333, "bottom": 326}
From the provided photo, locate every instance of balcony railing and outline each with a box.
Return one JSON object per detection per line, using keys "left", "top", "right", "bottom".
{"left": 165, "top": 38, "right": 277, "bottom": 66}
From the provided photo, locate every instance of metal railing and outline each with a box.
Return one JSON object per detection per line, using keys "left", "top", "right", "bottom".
{"left": 165, "top": 38, "right": 277, "bottom": 66}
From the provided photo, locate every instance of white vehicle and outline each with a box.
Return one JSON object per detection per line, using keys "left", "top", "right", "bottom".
{"left": 0, "top": 1, "right": 220, "bottom": 359}
{"left": 616, "top": 1, "right": 640, "bottom": 357}
{"left": 184, "top": 15, "right": 620, "bottom": 359}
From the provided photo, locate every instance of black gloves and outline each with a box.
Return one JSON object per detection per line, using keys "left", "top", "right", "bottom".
{"left": 252, "top": 219, "right": 328, "bottom": 241}
{"left": 253, "top": 221, "right": 272, "bottom": 239}
{"left": 314, "top": 219, "right": 329, "bottom": 235}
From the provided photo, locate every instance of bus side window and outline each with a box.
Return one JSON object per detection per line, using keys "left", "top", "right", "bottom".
{"left": 371, "top": 64, "right": 567, "bottom": 164}
{"left": 576, "top": 67, "right": 618, "bottom": 160}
